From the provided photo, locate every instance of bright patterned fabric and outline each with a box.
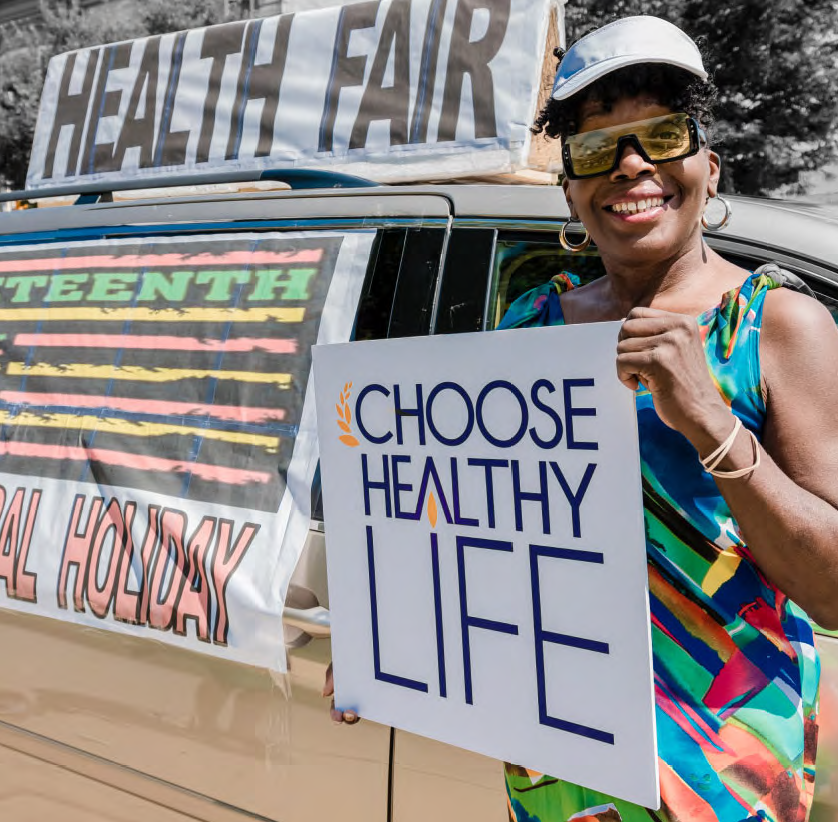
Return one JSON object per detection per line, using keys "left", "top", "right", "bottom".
{"left": 498, "top": 272, "right": 820, "bottom": 822}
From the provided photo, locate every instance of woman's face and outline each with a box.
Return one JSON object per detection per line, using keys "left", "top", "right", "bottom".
{"left": 562, "top": 94, "right": 720, "bottom": 267}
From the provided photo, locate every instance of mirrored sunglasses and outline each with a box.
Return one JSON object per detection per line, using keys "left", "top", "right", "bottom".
{"left": 562, "top": 112, "right": 706, "bottom": 180}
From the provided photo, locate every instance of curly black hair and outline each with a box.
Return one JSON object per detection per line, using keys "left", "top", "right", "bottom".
{"left": 533, "top": 49, "right": 718, "bottom": 142}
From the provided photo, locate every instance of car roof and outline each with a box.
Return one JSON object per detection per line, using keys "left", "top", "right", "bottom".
{"left": 1, "top": 183, "right": 836, "bottom": 270}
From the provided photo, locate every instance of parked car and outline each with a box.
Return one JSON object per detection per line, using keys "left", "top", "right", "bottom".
{"left": 0, "top": 175, "right": 836, "bottom": 822}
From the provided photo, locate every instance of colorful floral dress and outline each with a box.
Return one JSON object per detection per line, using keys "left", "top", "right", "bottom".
{"left": 498, "top": 271, "right": 819, "bottom": 822}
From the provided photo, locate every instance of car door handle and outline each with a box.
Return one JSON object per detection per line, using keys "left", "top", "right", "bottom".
{"left": 283, "top": 605, "right": 332, "bottom": 638}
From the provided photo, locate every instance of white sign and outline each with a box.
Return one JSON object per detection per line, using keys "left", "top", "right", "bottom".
{"left": 0, "top": 230, "right": 374, "bottom": 672}
{"left": 313, "top": 323, "right": 659, "bottom": 808}
{"left": 26, "top": 0, "right": 562, "bottom": 190}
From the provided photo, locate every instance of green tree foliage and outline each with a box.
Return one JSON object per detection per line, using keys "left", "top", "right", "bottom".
{"left": 564, "top": 0, "right": 838, "bottom": 195}
{"left": 0, "top": 0, "right": 231, "bottom": 189}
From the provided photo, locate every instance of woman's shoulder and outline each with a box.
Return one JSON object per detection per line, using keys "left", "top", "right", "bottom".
{"left": 762, "top": 286, "right": 838, "bottom": 350}
{"left": 496, "top": 272, "right": 579, "bottom": 330}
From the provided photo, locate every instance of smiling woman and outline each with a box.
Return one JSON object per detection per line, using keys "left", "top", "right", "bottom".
{"left": 499, "top": 15, "right": 838, "bottom": 822}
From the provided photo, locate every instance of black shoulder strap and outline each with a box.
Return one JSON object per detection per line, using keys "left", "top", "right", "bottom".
{"left": 754, "top": 262, "right": 817, "bottom": 299}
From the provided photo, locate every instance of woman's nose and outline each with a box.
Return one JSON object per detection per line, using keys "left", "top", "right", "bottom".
{"left": 610, "top": 143, "right": 656, "bottom": 181}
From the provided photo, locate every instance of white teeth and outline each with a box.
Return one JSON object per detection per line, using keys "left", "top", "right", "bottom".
{"left": 610, "top": 196, "right": 664, "bottom": 214}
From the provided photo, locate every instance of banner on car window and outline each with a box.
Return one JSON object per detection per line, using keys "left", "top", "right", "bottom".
{"left": 26, "top": 0, "right": 563, "bottom": 190}
{"left": 0, "top": 229, "right": 373, "bottom": 672}
{"left": 313, "top": 324, "right": 659, "bottom": 808}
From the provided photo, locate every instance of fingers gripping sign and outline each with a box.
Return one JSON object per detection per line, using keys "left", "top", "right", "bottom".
{"left": 616, "top": 307, "right": 731, "bottom": 440}
{"left": 323, "top": 662, "right": 360, "bottom": 725}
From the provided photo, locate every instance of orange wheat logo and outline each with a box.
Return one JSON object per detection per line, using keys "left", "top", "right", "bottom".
{"left": 336, "top": 381, "right": 359, "bottom": 447}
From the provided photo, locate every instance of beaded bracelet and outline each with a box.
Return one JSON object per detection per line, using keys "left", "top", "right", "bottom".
{"left": 699, "top": 417, "right": 762, "bottom": 479}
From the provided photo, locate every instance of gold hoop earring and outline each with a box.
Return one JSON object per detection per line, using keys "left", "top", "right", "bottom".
{"left": 701, "top": 195, "right": 732, "bottom": 231}
{"left": 560, "top": 221, "right": 591, "bottom": 252}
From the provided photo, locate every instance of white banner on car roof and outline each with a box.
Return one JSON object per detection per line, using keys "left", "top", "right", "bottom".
{"left": 26, "top": 0, "right": 563, "bottom": 190}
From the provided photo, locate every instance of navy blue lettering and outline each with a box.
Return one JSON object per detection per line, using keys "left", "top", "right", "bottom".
{"left": 450, "top": 458, "right": 479, "bottom": 527}
{"left": 529, "top": 543, "right": 613, "bottom": 744}
{"left": 548, "top": 462, "right": 597, "bottom": 539}
{"left": 362, "top": 454, "right": 392, "bottom": 517}
{"left": 563, "top": 378, "right": 598, "bottom": 450}
{"left": 413, "top": 457, "right": 453, "bottom": 524}
{"left": 457, "top": 536, "right": 518, "bottom": 705}
{"left": 367, "top": 526, "right": 428, "bottom": 692}
{"left": 529, "top": 379, "right": 564, "bottom": 449}
{"left": 430, "top": 531, "right": 447, "bottom": 698}
{"left": 467, "top": 458, "right": 507, "bottom": 529}
{"left": 356, "top": 384, "right": 393, "bottom": 444}
{"left": 426, "top": 382, "right": 474, "bottom": 446}
{"left": 394, "top": 384, "right": 426, "bottom": 446}
{"left": 392, "top": 455, "right": 414, "bottom": 519}
{"left": 511, "top": 460, "right": 550, "bottom": 535}
{"left": 476, "top": 380, "right": 528, "bottom": 447}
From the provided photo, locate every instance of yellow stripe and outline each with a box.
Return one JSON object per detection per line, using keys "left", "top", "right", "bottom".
{"left": 701, "top": 549, "right": 742, "bottom": 596}
{"left": 7, "top": 362, "right": 292, "bottom": 387}
{"left": 0, "top": 411, "right": 280, "bottom": 453}
{"left": 0, "top": 307, "right": 305, "bottom": 323}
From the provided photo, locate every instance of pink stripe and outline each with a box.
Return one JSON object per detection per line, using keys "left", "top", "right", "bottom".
{"left": 0, "top": 249, "right": 323, "bottom": 273}
{"left": 14, "top": 333, "right": 299, "bottom": 354}
{"left": 0, "top": 392, "right": 286, "bottom": 423}
{"left": 0, "top": 441, "right": 271, "bottom": 486}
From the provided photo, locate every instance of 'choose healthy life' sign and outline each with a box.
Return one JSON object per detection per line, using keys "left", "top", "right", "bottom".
{"left": 313, "top": 322, "right": 659, "bottom": 809}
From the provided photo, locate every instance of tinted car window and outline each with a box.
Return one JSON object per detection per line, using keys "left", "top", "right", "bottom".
{"left": 487, "top": 232, "right": 606, "bottom": 328}
{"left": 487, "top": 234, "right": 838, "bottom": 330}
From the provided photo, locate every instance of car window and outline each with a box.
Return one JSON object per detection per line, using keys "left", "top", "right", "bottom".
{"left": 354, "top": 227, "right": 446, "bottom": 340}
{"left": 434, "top": 228, "right": 497, "bottom": 335}
{"left": 486, "top": 234, "right": 838, "bottom": 330}
{"left": 487, "top": 232, "right": 606, "bottom": 328}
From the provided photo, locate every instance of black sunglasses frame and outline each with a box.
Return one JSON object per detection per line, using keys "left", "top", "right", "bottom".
{"left": 562, "top": 116, "right": 704, "bottom": 181}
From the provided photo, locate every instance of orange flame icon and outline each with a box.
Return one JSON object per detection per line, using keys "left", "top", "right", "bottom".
{"left": 427, "top": 492, "right": 438, "bottom": 528}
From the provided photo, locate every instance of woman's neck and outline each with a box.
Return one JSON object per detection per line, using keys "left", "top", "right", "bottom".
{"left": 603, "top": 241, "right": 708, "bottom": 310}
{"left": 564, "top": 241, "right": 745, "bottom": 323}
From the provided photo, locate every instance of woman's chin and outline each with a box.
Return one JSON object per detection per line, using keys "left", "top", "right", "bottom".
{"left": 598, "top": 226, "right": 696, "bottom": 265}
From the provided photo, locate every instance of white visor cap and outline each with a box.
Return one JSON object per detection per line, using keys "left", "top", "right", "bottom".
{"left": 551, "top": 16, "right": 707, "bottom": 101}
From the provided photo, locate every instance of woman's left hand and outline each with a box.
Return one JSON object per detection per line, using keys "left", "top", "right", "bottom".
{"left": 616, "top": 306, "right": 733, "bottom": 449}
{"left": 618, "top": 293, "right": 838, "bottom": 630}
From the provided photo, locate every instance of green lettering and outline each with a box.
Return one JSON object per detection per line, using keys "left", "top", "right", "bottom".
{"left": 45, "top": 273, "right": 88, "bottom": 303}
{"left": 5, "top": 275, "right": 48, "bottom": 303}
{"left": 88, "top": 271, "right": 139, "bottom": 302}
{"left": 137, "top": 270, "right": 193, "bottom": 302}
{"left": 249, "top": 268, "right": 317, "bottom": 302}
{"left": 194, "top": 270, "right": 250, "bottom": 301}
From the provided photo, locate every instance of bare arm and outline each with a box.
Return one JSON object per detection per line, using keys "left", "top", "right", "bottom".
{"left": 617, "top": 291, "right": 838, "bottom": 628}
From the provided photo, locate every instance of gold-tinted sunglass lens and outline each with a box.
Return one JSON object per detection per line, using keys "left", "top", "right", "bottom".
{"left": 567, "top": 113, "right": 692, "bottom": 176}
{"left": 635, "top": 114, "right": 691, "bottom": 158}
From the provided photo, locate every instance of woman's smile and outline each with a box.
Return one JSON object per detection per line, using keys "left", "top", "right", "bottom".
{"left": 602, "top": 188, "right": 674, "bottom": 222}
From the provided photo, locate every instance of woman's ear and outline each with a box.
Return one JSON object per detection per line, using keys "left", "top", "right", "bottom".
{"left": 561, "top": 177, "right": 578, "bottom": 220}
{"left": 707, "top": 150, "right": 721, "bottom": 198}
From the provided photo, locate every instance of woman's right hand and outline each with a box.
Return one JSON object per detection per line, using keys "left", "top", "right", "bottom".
{"left": 322, "top": 663, "right": 359, "bottom": 724}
